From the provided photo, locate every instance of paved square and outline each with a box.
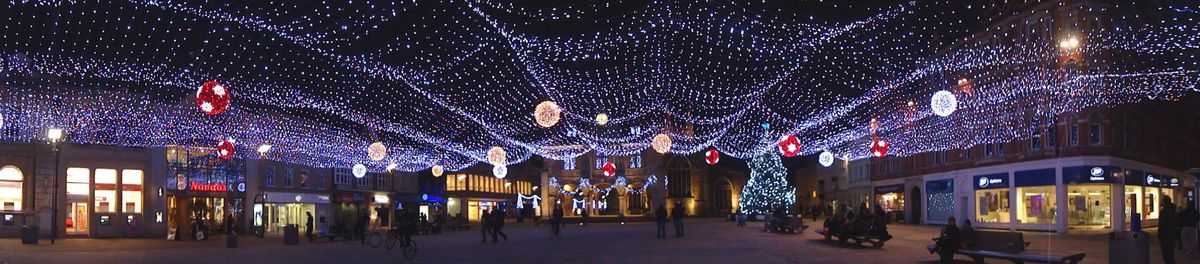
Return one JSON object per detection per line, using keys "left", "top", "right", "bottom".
{"left": 3, "top": 218, "right": 1195, "bottom": 263}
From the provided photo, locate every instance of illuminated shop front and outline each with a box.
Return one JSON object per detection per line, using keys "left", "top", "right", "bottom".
{"left": 873, "top": 184, "right": 905, "bottom": 221}
{"left": 64, "top": 168, "right": 145, "bottom": 237}
{"left": 1062, "top": 166, "right": 1115, "bottom": 228}
{"left": 163, "top": 146, "right": 246, "bottom": 240}
{"left": 1013, "top": 169, "right": 1056, "bottom": 227}
{"left": 973, "top": 173, "right": 1010, "bottom": 225}
{"left": 255, "top": 192, "right": 330, "bottom": 236}
{"left": 1125, "top": 170, "right": 1179, "bottom": 227}
{"left": 445, "top": 173, "right": 532, "bottom": 221}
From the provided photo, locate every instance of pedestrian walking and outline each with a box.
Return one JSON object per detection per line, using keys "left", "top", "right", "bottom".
{"left": 491, "top": 207, "right": 508, "bottom": 242}
{"left": 1160, "top": 196, "right": 1179, "bottom": 264}
{"left": 655, "top": 204, "right": 668, "bottom": 239}
{"left": 481, "top": 209, "right": 492, "bottom": 242}
{"left": 672, "top": 202, "right": 685, "bottom": 237}
{"left": 305, "top": 211, "right": 315, "bottom": 242}
{"left": 1181, "top": 203, "right": 1199, "bottom": 257}
{"left": 552, "top": 205, "right": 564, "bottom": 237}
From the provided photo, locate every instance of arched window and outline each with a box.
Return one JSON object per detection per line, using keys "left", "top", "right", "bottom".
{"left": 0, "top": 166, "right": 24, "bottom": 211}
{"left": 667, "top": 158, "right": 692, "bottom": 198}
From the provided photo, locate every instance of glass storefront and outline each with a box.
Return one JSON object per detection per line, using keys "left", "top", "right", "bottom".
{"left": 1014, "top": 169, "right": 1056, "bottom": 225}
{"left": 925, "top": 179, "right": 954, "bottom": 224}
{"left": 64, "top": 167, "right": 145, "bottom": 237}
{"left": 973, "top": 173, "right": 1010, "bottom": 224}
{"left": 874, "top": 184, "right": 905, "bottom": 214}
{"left": 1062, "top": 166, "right": 1115, "bottom": 228}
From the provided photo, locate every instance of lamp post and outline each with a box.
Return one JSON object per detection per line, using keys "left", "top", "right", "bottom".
{"left": 47, "top": 128, "right": 62, "bottom": 244}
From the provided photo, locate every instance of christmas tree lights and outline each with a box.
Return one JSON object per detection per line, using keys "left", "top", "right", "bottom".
{"left": 739, "top": 152, "right": 795, "bottom": 215}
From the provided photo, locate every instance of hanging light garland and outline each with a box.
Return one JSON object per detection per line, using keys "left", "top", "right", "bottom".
{"left": 487, "top": 146, "right": 507, "bottom": 165}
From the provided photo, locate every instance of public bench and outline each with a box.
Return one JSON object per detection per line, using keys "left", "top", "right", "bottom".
{"left": 925, "top": 230, "right": 1086, "bottom": 264}
{"left": 766, "top": 216, "right": 809, "bottom": 234}
{"left": 815, "top": 227, "right": 892, "bottom": 248}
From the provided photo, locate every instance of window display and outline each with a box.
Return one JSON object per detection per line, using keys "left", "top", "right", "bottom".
{"left": 1066, "top": 184, "right": 1110, "bottom": 227}
{"left": 976, "top": 189, "right": 1010, "bottom": 223}
{"left": 95, "top": 169, "right": 118, "bottom": 213}
{"left": 0, "top": 166, "right": 23, "bottom": 212}
{"left": 122, "top": 170, "right": 144, "bottom": 213}
{"left": 1016, "top": 186, "right": 1056, "bottom": 224}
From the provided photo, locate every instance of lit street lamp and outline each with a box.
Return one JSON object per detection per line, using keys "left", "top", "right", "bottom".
{"left": 47, "top": 128, "right": 63, "bottom": 244}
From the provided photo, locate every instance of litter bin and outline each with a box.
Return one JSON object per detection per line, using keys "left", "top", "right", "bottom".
{"left": 1109, "top": 231, "right": 1149, "bottom": 264}
{"left": 21, "top": 225, "right": 38, "bottom": 245}
{"left": 284, "top": 224, "right": 299, "bottom": 245}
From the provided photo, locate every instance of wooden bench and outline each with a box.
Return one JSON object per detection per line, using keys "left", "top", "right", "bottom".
{"left": 445, "top": 217, "right": 471, "bottom": 231}
{"left": 767, "top": 216, "right": 809, "bottom": 234}
{"left": 925, "top": 230, "right": 1086, "bottom": 264}
{"left": 815, "top": 227, "right": 892, "bottom": 248}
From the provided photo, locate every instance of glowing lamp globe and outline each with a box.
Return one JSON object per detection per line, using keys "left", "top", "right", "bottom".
{"left": 778, "top": 134, "right": 802, "bottom": 157}
{"left": 196, "top": 80, "right": 231, "bottom": 115}
{"left": 601, "top": 162, "right": 617, "bottom": 177}
{"left": 595, "top": 113, "right": 609, "bottom": 126}
{"left": 704, "top": 149, "right": 720, "bottom": 165}
{"left": 930, "top": 90, "right": 958, "bottom": 117}
{"left": 819, "top": 151, "right": 835, "bottom": 167}
{"left": 352, "top": 164, "right": 367, "bottom": 178}
{"left": 367, "top": 142, "right": 388, "bottom": 161}
{"left": 431, "top": 165, "right": 445, "bottom": 177}
{"left": 216, "top": 139, "right": 235, "bottom": 160}
{"left": 534, "top": 101, "right": 562, "bottom": 128}
{"left": 493, "top": 164, "right": 508, "bottom": 179}
{"left": 651, "top": 133, "right": 672, "bottom": 154}
{"left": 487, "top": 146, "right": 506, "bottom": 165}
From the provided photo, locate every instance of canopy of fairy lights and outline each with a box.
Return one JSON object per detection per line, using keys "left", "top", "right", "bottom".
{"left": 0, "top": 1, "right": 1197, "bottom": 172}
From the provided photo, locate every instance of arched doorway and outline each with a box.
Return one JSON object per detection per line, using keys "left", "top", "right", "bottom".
{"left": 715, "top": 178, "right": 733, "bottom": 215}
{"left": 910, "top": 186, "right": 922, "bottom": 224}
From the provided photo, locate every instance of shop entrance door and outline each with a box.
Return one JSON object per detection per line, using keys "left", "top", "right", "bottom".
{"left": 67, "top": 202, "right": 89, "bottom": 235}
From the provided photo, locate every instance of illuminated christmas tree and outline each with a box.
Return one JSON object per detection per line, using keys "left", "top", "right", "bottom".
{"left": 739, "top": 151, "right": 796, "bottom": 215}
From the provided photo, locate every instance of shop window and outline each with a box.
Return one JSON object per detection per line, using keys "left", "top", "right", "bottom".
{"left": 1067, "top": 184, "right": 1110, "bottom": 226}
{"left": 67, "top": 168, "right": 90, "bottom": 195}
{"left": 976, "top": 189, "right": 1010, "bottom": 223}
{"left": 121, "top": 170, "right": 143, "bottom": 213}
{"left": 985, "top": 144, "right": 995, "bottom": 157}
{"left": 265, "top": 166, "right": 275, "bottom": 187}
{"left": 1016, "top": 186, "right": 1056, "bottom": 224}
{"left": 0, "top": 166, "right": 23, "bottom": 211}
{"left": 1088, "top": 123, "right": 1101, "bottom": 145}
{"left": 284, "top": 168, "right": 294, "bottom": 187}
{"left": 95, "top": 169, "right": 118, "bottom": 213}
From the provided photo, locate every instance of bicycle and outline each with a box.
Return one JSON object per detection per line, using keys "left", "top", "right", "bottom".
{"left": 383, "top": 227, "right": 418, "bottom": 260}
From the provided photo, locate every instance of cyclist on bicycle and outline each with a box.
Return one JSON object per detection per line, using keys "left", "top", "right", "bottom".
{"left": 399, "top": 209, "right": 419, "bottom": 245}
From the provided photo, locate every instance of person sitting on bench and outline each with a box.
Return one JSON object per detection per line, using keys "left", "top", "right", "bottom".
{"left": 959, "top": 219, "right": 977, "bottom": 249}
{"left": 868, "top": 207, "right": 892, "bottom": 240}
{"left": 929, "top": 217, "right": 962, "bottom": 264}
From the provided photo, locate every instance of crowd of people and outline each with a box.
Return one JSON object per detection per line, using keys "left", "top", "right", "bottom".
{"left": 821, "top": 204, "right": 893, "bottom": 242}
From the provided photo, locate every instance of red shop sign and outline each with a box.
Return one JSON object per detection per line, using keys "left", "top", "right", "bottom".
{"left": 190, "top": 181, "right": 228, "bottom": 192}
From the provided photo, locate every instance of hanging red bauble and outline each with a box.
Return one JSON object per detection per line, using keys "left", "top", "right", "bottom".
{"left": 601, "top": 162, "right": 617, "bottom": 177}
{"left": 778, "top": 134, "right": 802, "bottom": 157}
{"left": 196, "top": 80, "right": 232, "bottom": 115}
{"left": 705, "top": 149, "right": 720, "bottom": 165}
{"left": 869, "top": 137, "right": 890, "bottom": 158}
{"left": 217, "top": 139, "right": 235, "bottom": 159}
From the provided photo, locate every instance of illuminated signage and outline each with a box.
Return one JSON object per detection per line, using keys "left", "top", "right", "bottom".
{"left": 190, "top": 181, "right": 229, "bottom": 192}
{"left": 1146, "top": 175, "right": 1161, "bottom": 186}
{"left": 1089, "top": 167, "right": 1105, "bottom": 181}
{"left": 978, "top": 177, "right": 1003, "bottom": 188}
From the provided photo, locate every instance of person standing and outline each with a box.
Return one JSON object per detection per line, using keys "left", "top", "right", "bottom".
{"left": 1160, "top": 196, "right": 1179, "bottom": 264}
{"left": 481, "top": 209, "right": 492, "bottom": 242}
{"left": 655, "top": 204, "right": 668, "bottom": 239}
{"left": 552, "top": 205, "right": 564, "bottom": 237}
{"left": 492, "top": 208, "right": 508, "bottom": 242}
{"left": 672, "top": 202, "right": 685, "bottom": 237}
{"left": 305, "top": 211, "right": 315, "bottom": 242}
{"left": 1180, "top": 203, "right": 1199, "bottom": 257}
